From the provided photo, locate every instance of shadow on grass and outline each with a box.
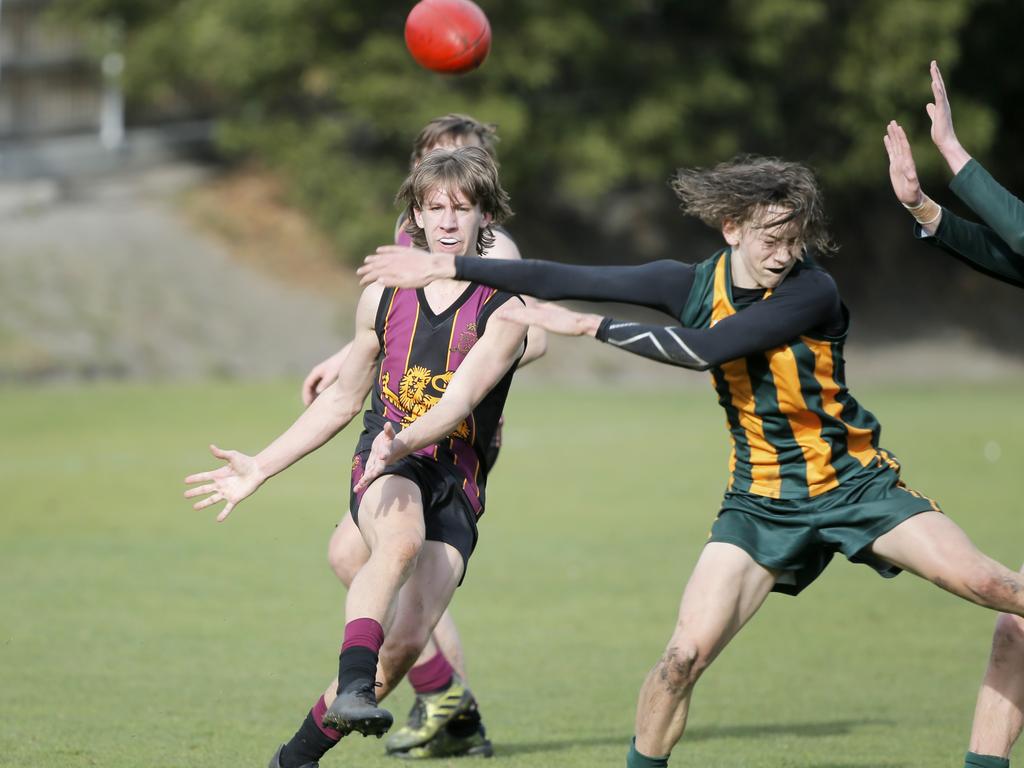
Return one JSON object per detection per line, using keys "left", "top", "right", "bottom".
{"left": 497, "top": 718, "right": 891, "bottom": 757}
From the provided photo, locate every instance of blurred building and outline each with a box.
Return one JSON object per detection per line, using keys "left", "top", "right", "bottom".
{"left": 0, "top": 0, "right": 211, "bottom": 184}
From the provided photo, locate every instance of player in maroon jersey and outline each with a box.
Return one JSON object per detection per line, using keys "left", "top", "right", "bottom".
{"left": 184, "top": 146, "right": 526, "bottom": 768}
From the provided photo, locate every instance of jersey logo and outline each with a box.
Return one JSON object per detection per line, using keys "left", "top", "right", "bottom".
{"left": 450, "top": 322, "right": 478, "bottom": 355}
{"left": 380, "top": 365, "right": 470, "bottom": 439}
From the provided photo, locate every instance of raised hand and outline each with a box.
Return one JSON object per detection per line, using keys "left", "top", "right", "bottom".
{"left": 354, "top": 422, "right": 399, "bottom": 493}
{"left": 184, "top": 444, "right": 266, "bottom": 522}
{"left": 926, "top": 60, "right": 971, "bottom": 175}
{"left": 927, "top": 60, "right": 957, "bottom": 151}
{"left": 494, "top": 300, "right": 602, "bottom": 338}
{"left": 357, "top": 246, "right": 454, "bottom": 288}
{"left": 883, "top": 121, "right": 923, "bottom": 207}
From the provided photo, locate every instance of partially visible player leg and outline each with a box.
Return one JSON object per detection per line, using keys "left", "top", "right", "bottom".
{"left": 963, "top": 567, "right": 1024, "bottom": 768}
{"left": 327, "top": 502, "right": 486, "bottom": 757}
{"left": 629, "top": 543, "right": 779, "bottom": 767}
{"left": 868, "top": 512, "right": 1024, "bottom": 615}
{"left": 327, "top": 512, "right": 369, "bottom": 586}
{"left": 272, "top": 492, "right": 463, "bottom": 768}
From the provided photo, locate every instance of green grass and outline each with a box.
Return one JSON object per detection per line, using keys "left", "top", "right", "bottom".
{"left": 2, "top": 379, "right": 1024, "bottom": 767}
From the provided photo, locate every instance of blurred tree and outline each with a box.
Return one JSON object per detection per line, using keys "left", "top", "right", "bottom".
{"left": 55, "top": 0, "right": 1012, "bottom": 276}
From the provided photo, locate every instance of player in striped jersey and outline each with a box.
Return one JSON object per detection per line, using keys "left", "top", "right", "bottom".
{"left": 301, "top": 114, "right": 546, "bottom": 760}
{"left": 885, "top": 61, "right": 1024, "bottom": 768}
{"left": 184, "top": 146, "right": 526, "bottom": 768}
{"left": 359, "top": 154, "right": 1024, "bottom": 768}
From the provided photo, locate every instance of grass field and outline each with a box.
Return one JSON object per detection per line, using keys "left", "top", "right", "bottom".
{"left": 3, "top": 379, "right": 1024, "bottom": 768}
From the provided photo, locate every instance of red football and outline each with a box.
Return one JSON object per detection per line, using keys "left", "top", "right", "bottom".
{"left": 404, "top": 0, "right": 491, "bottom": 74}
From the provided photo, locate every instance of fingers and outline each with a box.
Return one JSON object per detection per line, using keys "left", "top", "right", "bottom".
{"left": 209, "top": 444, "right": 231, "bottom": 460}
{"left": 184, "top": 469, "right": 217, "bottom": 484}
{"left": 184, "top": 483, "right": 218, "bottom": 499}
{"left": 302, "top": 372, "right": 321, "bottom": 406}
{"left": 216, "top": 502, "right": 235, "bottom": 523}
{"left": 191, "top": 492, "right": 223, "bottom": 511}
{"left": 383, "top": 421, "right": 396, "bottom": 438}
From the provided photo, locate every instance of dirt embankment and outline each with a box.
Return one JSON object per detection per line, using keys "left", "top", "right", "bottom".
{"left": 0, "top": 165, "right": 356, "bottom": 382}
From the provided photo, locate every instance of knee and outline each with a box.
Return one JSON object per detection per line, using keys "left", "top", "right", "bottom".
{"left": 327, "top": 543, "right": 360, "bottom": 586}
{"left": 378, "top": 534, "right": 424, "bottom": 571}
{"left": 992, "top": 614, "right": 1024, "bottom": 658}
{"left": 963, "top": 566, "right": 1019, "bottom": 609}
{"left": 653, "top": 643, "right": 707, "bottom": 698}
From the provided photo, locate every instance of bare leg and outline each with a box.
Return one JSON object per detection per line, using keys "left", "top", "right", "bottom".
{"left": 323, "top": 539, "right": 463, "bottom": 706}
{"left": 968, "top": 565, "right": 1024, "bottom": 759}
{"left": 869, "top": 512, "right": 1024, "bottom": 615}
{"left": 634, "top": 543, "right": 779, "bottom": 758}
{"left": 329, "top": 508, "right": 466, "bottom": 680}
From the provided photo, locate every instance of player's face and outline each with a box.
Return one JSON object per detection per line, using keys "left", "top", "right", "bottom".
{"left": 725, "top": 206, "right": 805, "bottom": 290}
{"left": 413, "top": 186, "right": 490, "bottom": 257}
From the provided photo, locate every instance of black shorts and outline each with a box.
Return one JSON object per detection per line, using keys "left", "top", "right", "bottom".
{"left": 350, "top": 452, "right": 479, "bottom": 581}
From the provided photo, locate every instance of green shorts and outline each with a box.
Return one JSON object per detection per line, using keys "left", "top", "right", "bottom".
{"left": 710, "top": 459, "right": 940, "bottom": 596}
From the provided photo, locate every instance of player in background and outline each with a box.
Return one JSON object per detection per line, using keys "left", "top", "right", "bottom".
{"left": 359, "top": 154, "right": 1024, "bottom": 768}
{"left": 885, "top": 60, "right": 1024, "bottom": 768}
{"left": 303, "top": 114, "right": 546, "bottom": 760}
{"left": 184, "top": 147, "right": 527, "bottom": 768}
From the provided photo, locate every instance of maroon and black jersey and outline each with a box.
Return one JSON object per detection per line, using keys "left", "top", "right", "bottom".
{"left": 353, "top": 284, "right": 522, "bottom": 516}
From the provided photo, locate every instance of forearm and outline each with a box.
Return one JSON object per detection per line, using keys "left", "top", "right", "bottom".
{"left": 927, "top": 211, "right": 1024, "bottom": 289}
{"left": 455, "top": 257, "right": 695, "bottom": 316}
{"left": 938, "top": 141, "right": 972, "bottom": 177}
{"left": 255, "top": 386, "right": 360, "bottom": 477}
{"left": 596, "top": 319, "right": 709, "bottom": 370}
{"left": 951, "top": 160, "right": 1024, "bottom": 256}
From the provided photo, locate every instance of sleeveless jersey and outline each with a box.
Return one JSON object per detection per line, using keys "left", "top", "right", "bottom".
{"left": 354, "top": 284, "right": 521, "bottom": 515}
{"left": 680, "top": 250, "right": 885, "bottom": 499}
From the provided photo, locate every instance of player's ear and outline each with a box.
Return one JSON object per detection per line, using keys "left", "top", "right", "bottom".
{"left": 413, "top": 207, "right": 425, "bottom": 229}
{"left": 721, "top": 219, "right": 742, "bottom": 247}
{"left": 481, "top": 211, "right": 493, "bottom": 227}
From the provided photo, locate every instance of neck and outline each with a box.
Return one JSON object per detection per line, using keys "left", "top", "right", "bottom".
{"left": 728, "top": 247, "right": 760, "bottom": 289}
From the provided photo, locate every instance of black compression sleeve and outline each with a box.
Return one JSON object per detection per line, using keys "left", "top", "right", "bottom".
{"left": 595, "top": 267, "right": 841, "bottom": 370}
{"left": 455, "top": 257, "right": 696, "bottom": 318}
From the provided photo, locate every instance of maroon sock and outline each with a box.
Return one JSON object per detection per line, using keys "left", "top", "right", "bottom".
{"left": 338, "top": 617, "right": 384, "bottom": 693}
{"left": 278, "top": 695, "right": 342, "bottom": 768}
{"left": 407, "top": 650, "right": 455, "bottom": 694}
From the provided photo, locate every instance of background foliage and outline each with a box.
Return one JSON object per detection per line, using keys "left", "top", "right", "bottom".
{"left": 55, "top": 0, "right": 1024, "bottom": 340}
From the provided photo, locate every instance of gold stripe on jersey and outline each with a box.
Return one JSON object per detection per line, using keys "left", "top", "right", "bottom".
{"left": 445, "top": 306, "right": 462, "bottom": 371}
{"left": 767, "top": 343, "right": 839, "bottom": 495}
{"left": 379, "top": 288, "right": 401, "bottom": 370}
{"left": 808, "top": 341, "right": 877, "bottom": 470}
{"left": 712, "top": 256, "right": 782, "bottom": 496}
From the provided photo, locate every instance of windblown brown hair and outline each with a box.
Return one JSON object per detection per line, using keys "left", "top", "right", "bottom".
{"left": 670, "top": 155, "right": 837, "bottom": 256}
{"left": 397, "top": 146, "right": 512, "bottom": 255}
{"left": 410, "top": 114, "right": 499, "bottom": 168}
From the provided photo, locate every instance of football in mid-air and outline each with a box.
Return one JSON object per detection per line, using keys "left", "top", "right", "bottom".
{"left": 404, "top": 0, "right": 491, "bottom": 74}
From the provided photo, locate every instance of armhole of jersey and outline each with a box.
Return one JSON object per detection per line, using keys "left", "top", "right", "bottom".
{"left": 477, "top": 290, "right": 523, "bottom": 337}
{"left": 374, "top": 287, "right": 398, "bottom": 345}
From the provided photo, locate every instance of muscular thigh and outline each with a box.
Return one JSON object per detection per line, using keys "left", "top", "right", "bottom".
{"left": 356, "top": 473, "right": 426, "bottom": 552}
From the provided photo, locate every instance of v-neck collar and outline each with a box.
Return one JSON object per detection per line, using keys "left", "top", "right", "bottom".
{"left": 416, "top": 283, "right": 479, "bottom": 327}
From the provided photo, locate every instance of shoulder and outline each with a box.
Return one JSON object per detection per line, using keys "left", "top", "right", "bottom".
{"left": 482, "top": 227, "right": 521, "bottom": 261}
{"left": 783, "top": 260, "right": 838, "bottom": 298}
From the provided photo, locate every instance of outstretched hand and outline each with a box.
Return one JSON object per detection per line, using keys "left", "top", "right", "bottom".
{"left": 494, "top": 300, "right": 602, "bottom": 338}
{"left": 354, "top": 422, "right": 399, "bottom": 493}
{"left": 357, "top": 246, "right": 453, "bottom": 288}
{"left": 184, "top": 444, "right": 265, "bottom": 522}
{"left": 883, "top": 121, "right": 923, "bottom": 207}
{"left": 927, "top": 60, "right": 957, "bottom": 152}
